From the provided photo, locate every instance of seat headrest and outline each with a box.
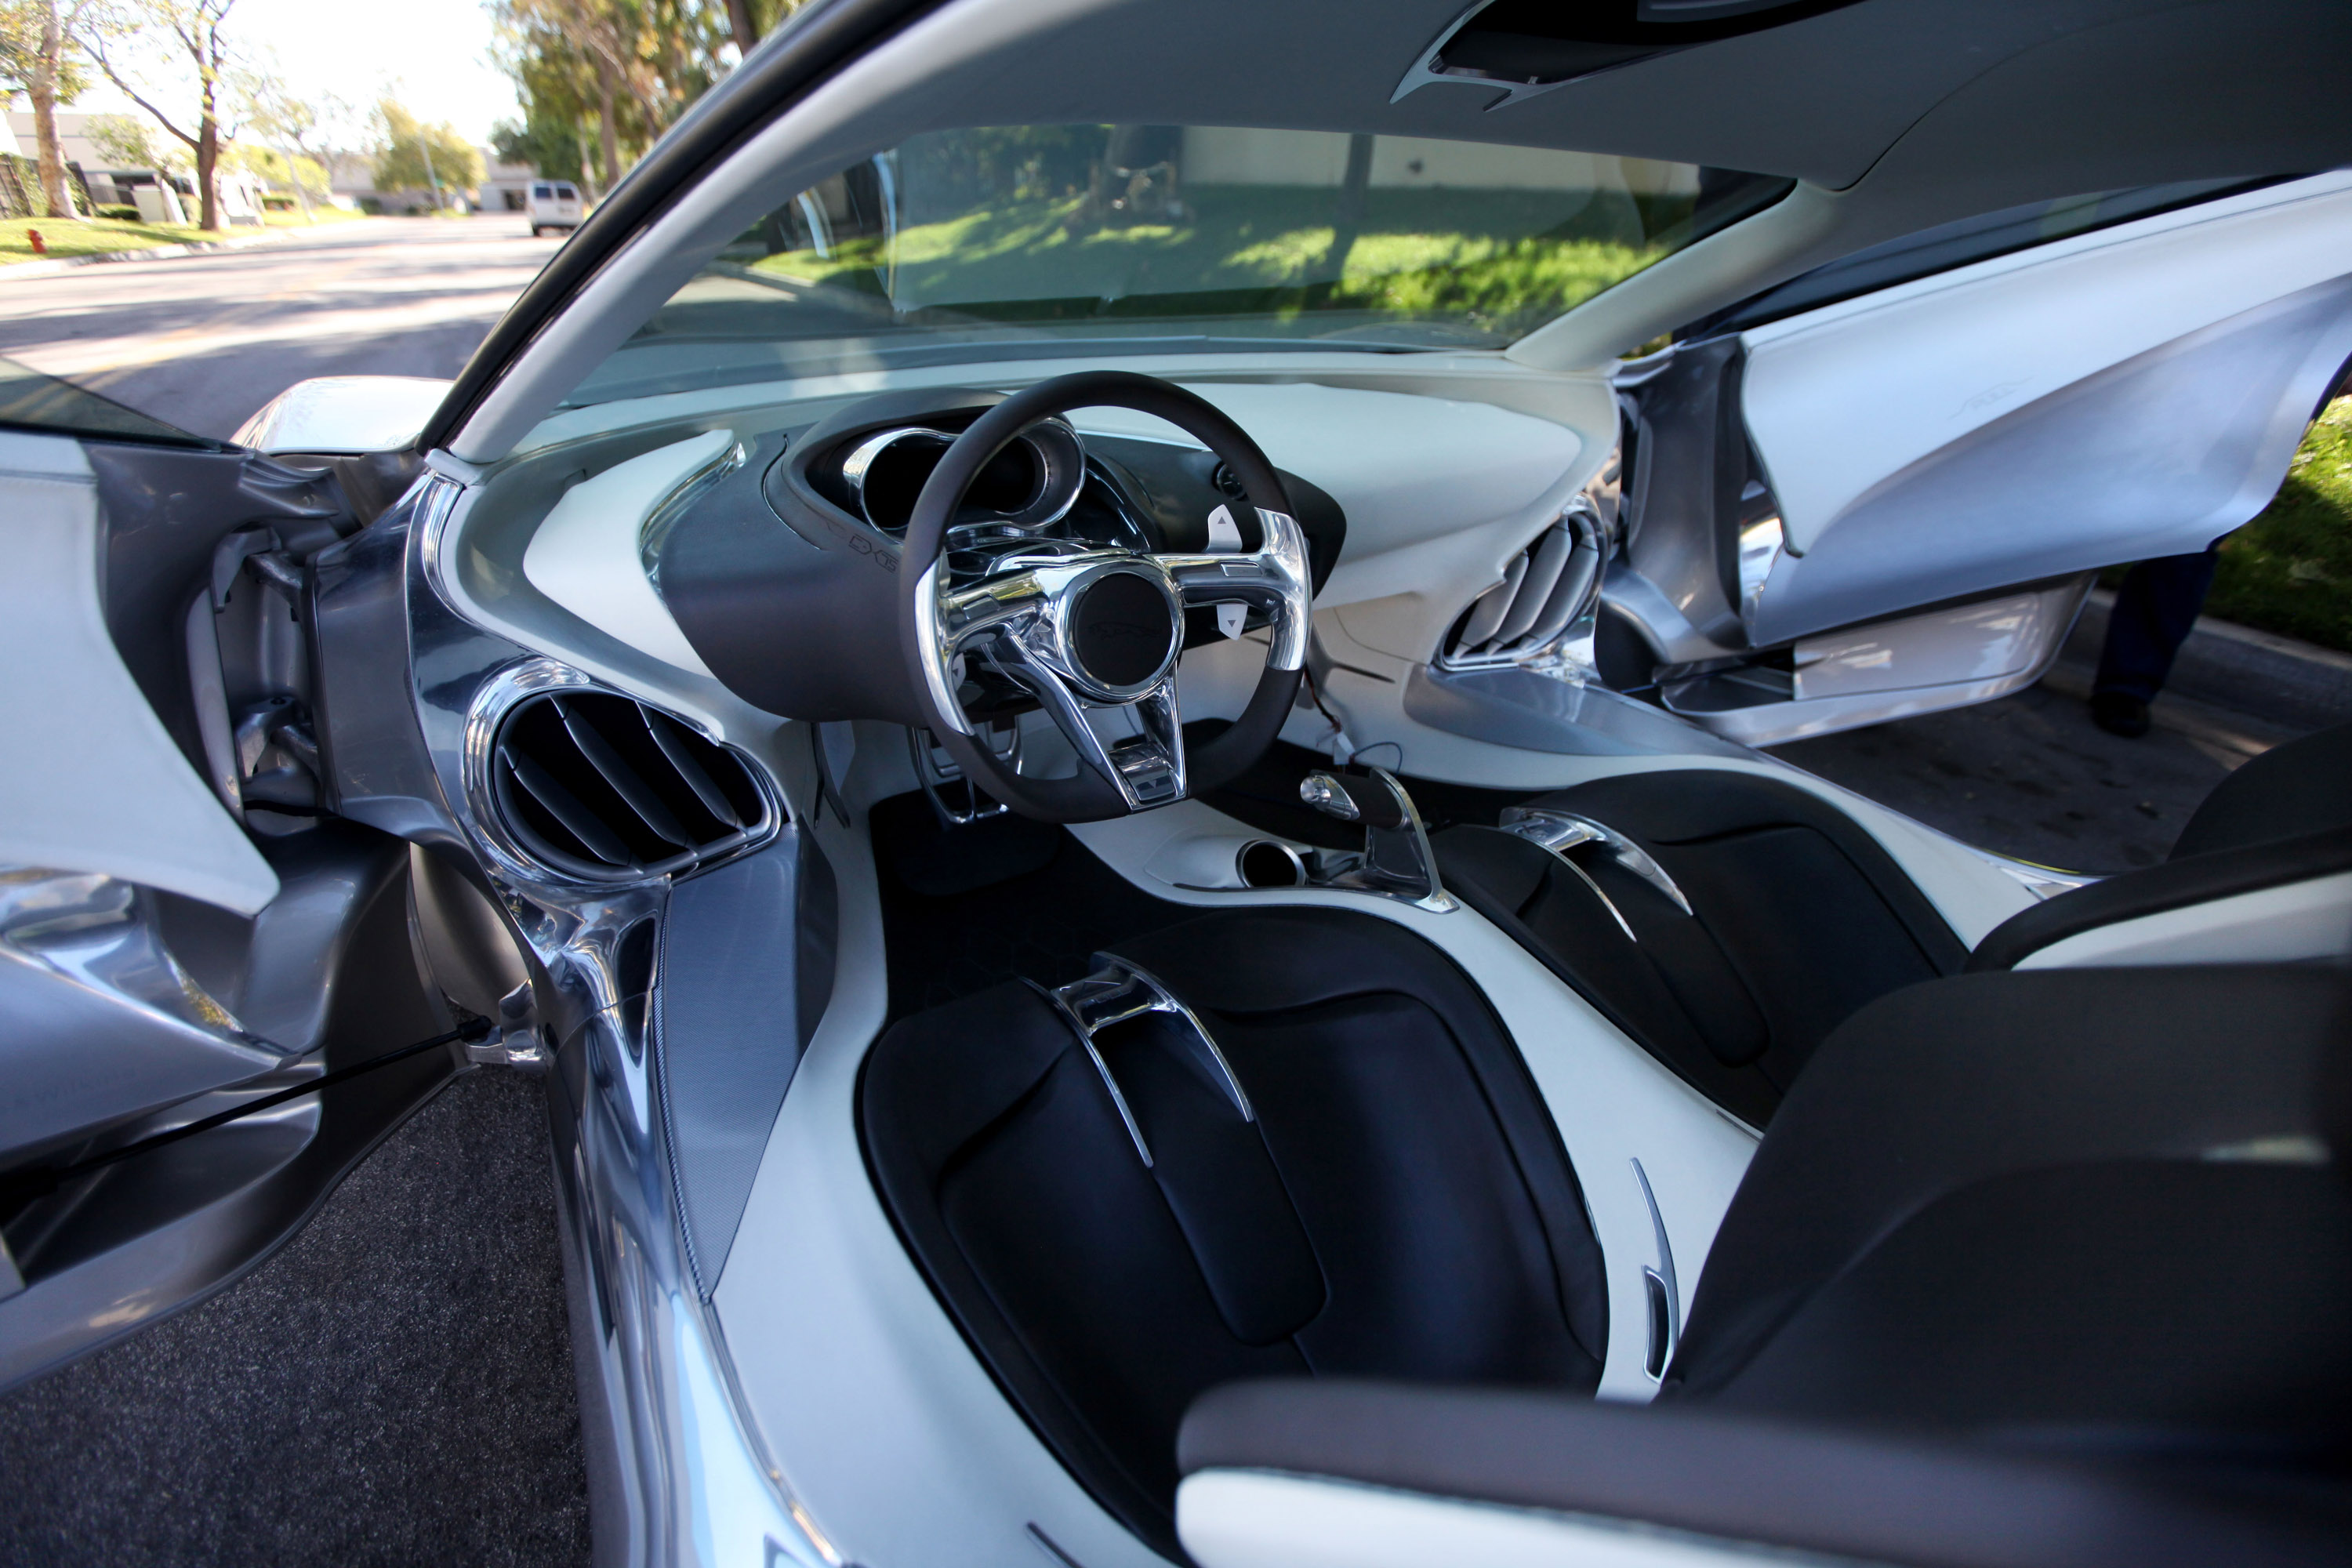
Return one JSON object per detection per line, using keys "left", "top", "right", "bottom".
{"left": 2171, "top": 720, "right": 2352, "bottom": 861}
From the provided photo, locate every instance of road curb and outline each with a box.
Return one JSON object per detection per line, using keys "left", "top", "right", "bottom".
{"left": 2062, "top": 588, "right": 2352, "bottom": 731}
{"left": 0, "top": 226, "right": 304, "bottom": 280}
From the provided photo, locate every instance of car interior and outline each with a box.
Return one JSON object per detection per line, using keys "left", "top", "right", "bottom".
{"left": 419, "top": 348, "right": 2352, "bottom": 1566}
{"left": 7, "top": 2, "right": 2351, "bottom": 1565}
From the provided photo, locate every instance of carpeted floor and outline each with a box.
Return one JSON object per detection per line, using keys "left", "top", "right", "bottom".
{"left": 0, "top": 1067, "right": 591, "bottom": 1568}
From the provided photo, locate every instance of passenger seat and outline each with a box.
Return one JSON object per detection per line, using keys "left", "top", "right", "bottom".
{"left": 1175, "top": 961, "right": 2352, "bottom": 1568}
{"left": 1432, "top": 720, "right": 2352, "bottom": 1123}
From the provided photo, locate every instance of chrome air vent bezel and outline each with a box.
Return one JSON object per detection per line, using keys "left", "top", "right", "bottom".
{"left": 463, "top": 659, "right": 781, "bottom": 887}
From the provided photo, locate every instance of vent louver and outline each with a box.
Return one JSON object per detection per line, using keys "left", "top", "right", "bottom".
{"left": 489, "top": 691, "right": 775, "bottom": 880}
{"left": 1441, "top": 510, "right": 1606, "bottom": 668}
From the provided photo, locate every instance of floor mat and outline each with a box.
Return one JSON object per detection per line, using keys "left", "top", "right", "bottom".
{"left": 873, "top": 790, "right": 1191, "bottom": 1021}
{"left": 0, "top": 1067, "right": 590, "bottom": 1568}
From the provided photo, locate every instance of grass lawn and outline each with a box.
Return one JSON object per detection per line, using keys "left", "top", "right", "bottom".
{"left": 2205, "top": 394, "right": 2352, "bottom": 653}
{"left": 0, "top": 215, "right": 209, "bottom": 261}
{"left": 0, "top": 209, "right": 360, "bottom": 263}
{"left": 746, "top": 184, "right": 1676, "bottom": 341}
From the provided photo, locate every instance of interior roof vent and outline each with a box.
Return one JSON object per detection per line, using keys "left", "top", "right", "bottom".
{"left": 489, "top": 690, "right": 776, "bottom": 881}
{"left": 1398, "top": 0, "right": 1867, "bottom": 103}
{"left": 1441, "top": 510, "right": 1605, "bottom": 668}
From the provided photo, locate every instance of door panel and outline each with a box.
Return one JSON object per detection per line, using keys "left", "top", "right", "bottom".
{"left": 1740, "top": 172, "right": 2352, "bottom": 645}
{"left": 0, "top": 440, "right": 468, "bottom": 1389}
{"left": 1593, "top": 172, "right": 2352, "bottom": 745}
{"left": 0, "top": 433, "right": 278, "bottom": 914}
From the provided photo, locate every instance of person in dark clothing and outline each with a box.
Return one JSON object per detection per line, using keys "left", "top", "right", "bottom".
{"left": 2090, "top": 539, "right": 2221, "bottom": 738}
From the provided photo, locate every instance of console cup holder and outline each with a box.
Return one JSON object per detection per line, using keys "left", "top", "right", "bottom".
{"left": 1236, "top": 839, "right": 1308, "bottom": 888}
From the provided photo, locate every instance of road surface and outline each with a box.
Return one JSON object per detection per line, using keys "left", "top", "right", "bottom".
{"left": 0, "top": 216, "right": 556, "bottom": 441}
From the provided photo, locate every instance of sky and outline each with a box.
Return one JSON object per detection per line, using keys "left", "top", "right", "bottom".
{"left": 67, "top": 0, "right": 524, "bottom": 149}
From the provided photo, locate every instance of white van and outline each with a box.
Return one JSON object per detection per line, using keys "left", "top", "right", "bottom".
{"left": 524, "top": 180, "right": 583, "bottom": 236}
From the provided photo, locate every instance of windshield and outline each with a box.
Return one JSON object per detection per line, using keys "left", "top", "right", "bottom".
{"left": 567, "top": 125, "right": 1789, "bottom": 408}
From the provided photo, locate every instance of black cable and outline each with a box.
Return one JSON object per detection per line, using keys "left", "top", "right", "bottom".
{"left": 1298, "top": 654, "right": 1352, "bottom": 756}
{"left": 1, "top": 1017, "right": 495, "bottom": 1207}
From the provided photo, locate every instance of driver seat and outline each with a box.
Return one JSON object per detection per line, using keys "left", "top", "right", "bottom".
{"left": 858, "top": 906, "right": 1609, "bottom": 1559}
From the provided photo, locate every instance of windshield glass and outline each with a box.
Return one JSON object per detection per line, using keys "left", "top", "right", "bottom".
{"left": 567, "top": 125, "right": 1789, "bottom": 408}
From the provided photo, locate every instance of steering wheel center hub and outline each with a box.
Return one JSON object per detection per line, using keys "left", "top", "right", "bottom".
{"left": 1063, "top": 565, "right": 1181, "bottom": 696}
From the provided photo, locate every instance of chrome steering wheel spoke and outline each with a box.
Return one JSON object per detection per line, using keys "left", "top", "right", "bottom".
{"left": 973, "top": 622, "right": 1187, "bottom": 812}
{"left": 1154, "top": 507, "right": 1313, "bottom": 673}
{"left": 924, "top": 545, "right": 1200, "bottom": 812}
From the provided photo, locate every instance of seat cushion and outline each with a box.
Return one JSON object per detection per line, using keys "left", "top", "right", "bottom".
{"left": 858, "top": 907, "right": 1606, "bottom": 1557}
{"left": 1667, "top": 964, "right": 2352, "bottom": 1457}
{"left": 1435, "top": 768, "right": 1965, "bottom": 1123}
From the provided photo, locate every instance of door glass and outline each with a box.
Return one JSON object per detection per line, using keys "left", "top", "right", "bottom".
{"left": 0, "top": 355, "right": 221, "bottom": 448}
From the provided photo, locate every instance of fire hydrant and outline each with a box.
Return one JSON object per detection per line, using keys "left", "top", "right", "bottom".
{"left": 26, "top": 228, "right": 44, "bottom": 255}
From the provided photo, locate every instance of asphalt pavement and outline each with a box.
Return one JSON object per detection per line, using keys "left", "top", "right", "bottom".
{"left": 0, "top": 216, "right": 559, "bottom": 440}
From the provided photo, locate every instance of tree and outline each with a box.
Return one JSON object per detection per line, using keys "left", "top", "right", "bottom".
{"left": 719, "top": 0, "right": 797, "bottom": 60}
{"left": 0, "top": 0, "right": 90, "bottom": 218}
{"left": 220, "top": 140, "right": 323, "bottom": 201}
{"left": 85, "top": 107, "right": 183, "bottom": 172}
{"left": 76, "top": 0, "right": 237, "bottom": 230}
{"left": 491, "top": 111, "right": 583, "bottom": 186}
{"left": 371, "top": 99, "right": 482, "bottom": 209}
{"left": 237, "top": 66, "right": 328, "bottom": 218}
{"left": 490, "top": 0, "right": 725, "bottom": 193}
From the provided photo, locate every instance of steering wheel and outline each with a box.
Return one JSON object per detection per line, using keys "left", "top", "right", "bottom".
{"left": 898, "top": 371, "right": 1311, "bottom": 823}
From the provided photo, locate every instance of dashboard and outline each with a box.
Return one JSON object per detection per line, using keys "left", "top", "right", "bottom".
{"left": 640, "top": 389, "right": 1347, "bottom": 727}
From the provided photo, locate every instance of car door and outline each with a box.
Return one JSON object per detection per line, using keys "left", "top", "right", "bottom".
{"left": 0, "top": 378, "right": 524, "bottom": 1390}
{"left": 1587, "top": 171, "right": 2352, "bottom": 743}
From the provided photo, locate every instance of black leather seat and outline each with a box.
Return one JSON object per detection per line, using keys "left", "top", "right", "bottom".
{"left": 859, "top": 907, "right": 1608, "bottom": 1559}
{"left": 1177, "top": 961, "right": 2352, "bottom": 1567}
{"left": 1435, "top": 720, "right": 2352, "bottom": 1123}
{"left": 1432, "top": 770, "right": 1969, "bottom": 1125}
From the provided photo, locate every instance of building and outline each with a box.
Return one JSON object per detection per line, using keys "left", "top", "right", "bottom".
{"left": 323, "top": 146, "right": 536, "bottom": 216}
{"left": 3, "top": 108, "right": 274, "bottom": 223}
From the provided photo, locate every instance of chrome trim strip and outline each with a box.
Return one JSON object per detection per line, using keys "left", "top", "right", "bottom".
{"left": 842, "top": 419, "right": 1087, "bottom": 532}
{"left": 1160, "top": 507, "right": 1312, "bottom": 672}
{"left": 912, "top": 560, "right": 975, "bottom": 736}
{"left": 1029, "top": 976, "right": 1155, "bottom": 1167}
{"left": 1499, "top": 808, "right": 1693, "bottom": 916}
{"left": 1631, "top": 1156, "right": 1680, "bottom": 1381}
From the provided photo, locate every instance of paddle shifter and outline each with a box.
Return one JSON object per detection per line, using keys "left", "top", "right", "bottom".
{"left": 1297, "top": 766, "right": 1455, "bottom": 912}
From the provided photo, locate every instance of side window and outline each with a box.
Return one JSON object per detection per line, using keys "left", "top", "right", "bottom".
{"left": 555, "top": 184, "right": 577, "bottom": 201}
{"left": 532, "top": 183, "right": 552, "bottom": 200}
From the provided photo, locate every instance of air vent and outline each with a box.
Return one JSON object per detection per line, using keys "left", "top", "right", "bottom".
{"left": 1442, "top": 510, "right": 1605, "bottom": 668}
{"left": 489, "top": 691, "right": 775, "bottom": 880}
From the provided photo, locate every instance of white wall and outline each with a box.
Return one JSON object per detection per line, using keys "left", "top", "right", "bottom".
{"left": 1178, "top": 128, "right": 1699, "bottom": 194}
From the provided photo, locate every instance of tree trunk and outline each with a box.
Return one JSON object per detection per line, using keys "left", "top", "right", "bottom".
{"left": 283, "top": 146, "right": 314, "bottom": 220}
{"left": 196, "top": 117, "right": 220, "bottom": 230}
{"left": 726, "top": 0, "right": 760, "bottom": 56}
{"left": 31, "top": 0, "right": 74, "bottom": 220}
{"left": 1320, "top": 132, "right": 1376, "bottom": 283}
{"left": 597, "top": 80, "right": 620, "bottom": 191}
